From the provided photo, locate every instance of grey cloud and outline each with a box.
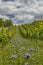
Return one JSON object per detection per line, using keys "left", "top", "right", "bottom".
{"left": 2, "top": 0, "right": 14, "bottom": 2}
{"left": 0, "top": 0, "right": 43, "bottom": 25}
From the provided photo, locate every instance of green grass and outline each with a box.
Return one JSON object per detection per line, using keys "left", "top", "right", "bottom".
{"left": 0, "top": 26, "right": 43, "bottom": 65}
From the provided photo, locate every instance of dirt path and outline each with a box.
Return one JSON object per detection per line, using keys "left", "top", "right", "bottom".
{"left": 11, "top": 26, "right": 25, "bottom": 45}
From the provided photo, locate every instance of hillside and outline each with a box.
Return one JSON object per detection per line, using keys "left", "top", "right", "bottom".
{"left": 0, "top": 19, "right": 43, "bottom": 65}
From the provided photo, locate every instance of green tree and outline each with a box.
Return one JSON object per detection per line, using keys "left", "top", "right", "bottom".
{"left": 4, "top": 19, "right": 12, "bottom": 27}
{"left": 0, "top": 18, "right": 3, "bottom": 27}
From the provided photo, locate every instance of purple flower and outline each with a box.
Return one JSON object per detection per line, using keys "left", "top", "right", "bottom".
{"left": 9, "top": 40, "right": 12, "bottom": 43}
{"left": 10, "top": 55, "right": 17, "bottom": 59}
{"left": 12, "top": 45, "right": 15, "bottom": 48}
{"left": 24, "top": 53, "right": 31, "bottom": 59}
{"left": 24, "top": 62, "right": 28, "bottom": 65}
{"left": 17, "top": 40, "right": 20, "bottom": 44}
{"left": 21, "top": 47, "right": 25, "bottom": 50}
{"left": 27, "top": 47, "right": 36, "bottom": 52}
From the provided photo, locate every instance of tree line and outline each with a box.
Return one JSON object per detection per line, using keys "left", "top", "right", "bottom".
{"left": 0, "top": 18, "right": 12, "bottom": 27}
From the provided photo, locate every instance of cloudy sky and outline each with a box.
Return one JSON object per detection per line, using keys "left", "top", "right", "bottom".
{"left": 0, "top": 0, "right": 43, "bottom": 25}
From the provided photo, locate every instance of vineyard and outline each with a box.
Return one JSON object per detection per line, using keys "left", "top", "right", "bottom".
{"left": 0, "top": 19, "right": 43, "bottom": 65}
{"left": 19, "top": 20, "right": 43, "bottom": 40}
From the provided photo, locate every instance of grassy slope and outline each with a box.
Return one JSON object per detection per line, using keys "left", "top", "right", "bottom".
{"left": 0, "top": 26, "right": 43, "bottom": 65}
